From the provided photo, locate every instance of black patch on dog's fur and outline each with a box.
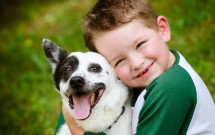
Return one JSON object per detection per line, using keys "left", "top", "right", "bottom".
{"left": 54, "top": 56, "right": 79, "bottom": 90}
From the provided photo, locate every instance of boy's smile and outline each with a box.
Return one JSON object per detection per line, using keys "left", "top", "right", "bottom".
{"left": 136, "top": 61, "right": 154, "bottom": 78}
{"left": 94, "top": 17, "right": 175, "bottom": 88}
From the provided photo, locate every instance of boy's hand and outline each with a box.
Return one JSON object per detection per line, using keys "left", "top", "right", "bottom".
{"left": 62, "top": 105, "right": 85, "bottom": 135}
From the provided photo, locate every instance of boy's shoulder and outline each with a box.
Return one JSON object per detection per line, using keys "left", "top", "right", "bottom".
{"left": 151, "top": 65, "right": 194, "bottom": 91}
{"left": 158, "top": 63, "right": 194, "bottom": 89}
{"left": 146, "top": 50, "right": 196, "bottom": 97}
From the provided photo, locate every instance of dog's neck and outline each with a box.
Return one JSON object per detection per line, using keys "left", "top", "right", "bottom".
{"left": 107, "top": 106, "right": 125, "bottom": 130}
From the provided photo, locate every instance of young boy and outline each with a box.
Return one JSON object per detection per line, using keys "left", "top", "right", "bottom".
{"left": 57, "top": 0, "right": 215, "bottom": 134}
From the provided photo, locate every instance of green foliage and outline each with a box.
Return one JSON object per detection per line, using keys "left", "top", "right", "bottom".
{"left": 0, "top": 0, "right": 214, "bottom": 134}
{"left": 0, "top": 0, "right": 95, "bottom": 134}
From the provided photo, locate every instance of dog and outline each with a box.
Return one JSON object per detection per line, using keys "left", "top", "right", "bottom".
{"left": 42, "top": 39, "right": 132, "bottom": 135}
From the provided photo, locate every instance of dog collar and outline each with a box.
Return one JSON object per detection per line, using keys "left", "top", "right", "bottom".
{"left": 107, "top": 106, "right": 125, "bottom": 130}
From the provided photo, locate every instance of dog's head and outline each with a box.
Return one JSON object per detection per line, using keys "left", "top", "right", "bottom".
{"left": 43, "top": 39, "right": 124, "bottom": 120}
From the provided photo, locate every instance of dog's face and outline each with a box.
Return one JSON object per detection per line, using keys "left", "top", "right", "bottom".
{"left": 43, "top": 39, "right": 120, "bottom": 120}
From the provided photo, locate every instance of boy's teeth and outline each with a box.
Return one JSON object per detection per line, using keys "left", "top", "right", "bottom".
{"left": 90, "top": 93, "right": 95, "bottom": 105}
{"left": 139, "top": 69, "right": 148, "bottom": 76}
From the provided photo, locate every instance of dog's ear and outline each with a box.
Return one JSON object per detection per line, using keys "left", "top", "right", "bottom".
{"left": 42, "top": 38, "right": 68, "bottom": 70}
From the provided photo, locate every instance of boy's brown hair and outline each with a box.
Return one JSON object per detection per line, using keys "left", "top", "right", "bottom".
{"left": 82, "top": 0, "right": 158, "bottom": 51}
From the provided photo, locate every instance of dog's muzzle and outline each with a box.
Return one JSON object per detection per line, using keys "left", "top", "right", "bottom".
{"left": 68, "top": 76, "right": 105, "bottom": 120}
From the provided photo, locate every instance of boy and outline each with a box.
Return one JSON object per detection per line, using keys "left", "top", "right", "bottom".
{"left": 57, "top": 0, "right": 215, "bottom": 134}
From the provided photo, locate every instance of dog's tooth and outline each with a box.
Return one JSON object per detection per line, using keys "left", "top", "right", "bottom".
{"left": 91, "top": 93, "right": 95, "bottom": 105}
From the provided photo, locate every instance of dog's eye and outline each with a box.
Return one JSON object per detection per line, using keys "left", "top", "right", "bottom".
{"left": 89, "top": 64, "right": 102, "bottom": 73}
{"left": 63, "top": 66, "right": 72, "bottom": 73}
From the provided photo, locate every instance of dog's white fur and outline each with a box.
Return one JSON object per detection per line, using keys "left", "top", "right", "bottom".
{"left": 43, "top": 39, "right": 132, "bottom": 135}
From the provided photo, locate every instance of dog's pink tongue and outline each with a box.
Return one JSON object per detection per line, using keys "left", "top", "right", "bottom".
{"left": 72, "top": 94, "right": 91, "bottom": 120}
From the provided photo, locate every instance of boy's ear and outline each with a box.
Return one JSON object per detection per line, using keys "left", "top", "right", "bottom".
{"left": 157, "top": 16, "right": 171, "bottom": 42}
{"left": 42, "top": 38, "right": 68, "bottom": 70}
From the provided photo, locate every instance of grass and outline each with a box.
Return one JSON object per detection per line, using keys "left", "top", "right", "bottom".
{"left": 0, "top": 0, "right": 214, "bottom": 134}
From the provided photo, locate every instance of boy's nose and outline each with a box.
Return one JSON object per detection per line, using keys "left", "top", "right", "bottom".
{"left": 130, "top": 54, "right": 144, "bottom": 71}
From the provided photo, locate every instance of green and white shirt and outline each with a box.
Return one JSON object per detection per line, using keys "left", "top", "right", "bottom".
{"left": 132, "top": 50, "right": 215, "bottom": 135}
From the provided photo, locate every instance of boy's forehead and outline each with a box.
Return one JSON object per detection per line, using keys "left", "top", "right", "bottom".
{"left": 94, "top": 20, "right": 146, "bottom": 47}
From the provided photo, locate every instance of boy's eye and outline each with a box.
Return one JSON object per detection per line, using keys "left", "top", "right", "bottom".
{"left": 136, "top": 41, "right": 146, "bottom": 49}
{"left": 115, "top": 59, "right": 124, "bottom": 67}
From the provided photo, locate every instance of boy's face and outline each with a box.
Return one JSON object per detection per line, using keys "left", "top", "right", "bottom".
{"left": 94, "top": 17, "right": 175, "bottom": 88}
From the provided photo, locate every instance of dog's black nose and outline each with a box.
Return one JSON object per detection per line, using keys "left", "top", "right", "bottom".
{"left": 70, "top": 76, "right": 85, "bottom": 89}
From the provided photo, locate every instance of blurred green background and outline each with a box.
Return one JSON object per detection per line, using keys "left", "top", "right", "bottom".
{"left": 0, "top": 0, "right": 214, "bottom": 134}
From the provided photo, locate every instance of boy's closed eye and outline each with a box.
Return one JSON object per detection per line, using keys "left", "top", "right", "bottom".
{"left": 136, "top": 41, "right": 147, "bottom": 49}
{"left": 114, "top": 41, "right": 147, "bottom": 68}
{"left": 115, "top": 58, "right": 125, "bottom": 68}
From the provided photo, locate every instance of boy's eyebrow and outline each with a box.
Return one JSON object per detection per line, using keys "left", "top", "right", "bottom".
{"left": 111, "top": 56, "right": 118, "bottom": 63}
{"left": 109, "top": 55, "right": 121, "bottom": 65}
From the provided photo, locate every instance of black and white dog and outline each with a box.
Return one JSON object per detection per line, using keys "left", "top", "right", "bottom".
{"left": 42, "top": 39, "right": 132, "bottom": 135}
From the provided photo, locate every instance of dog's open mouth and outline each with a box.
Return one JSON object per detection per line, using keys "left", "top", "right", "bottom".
{"left": 68, "top": 84, "right": 105, "bottom": 120}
